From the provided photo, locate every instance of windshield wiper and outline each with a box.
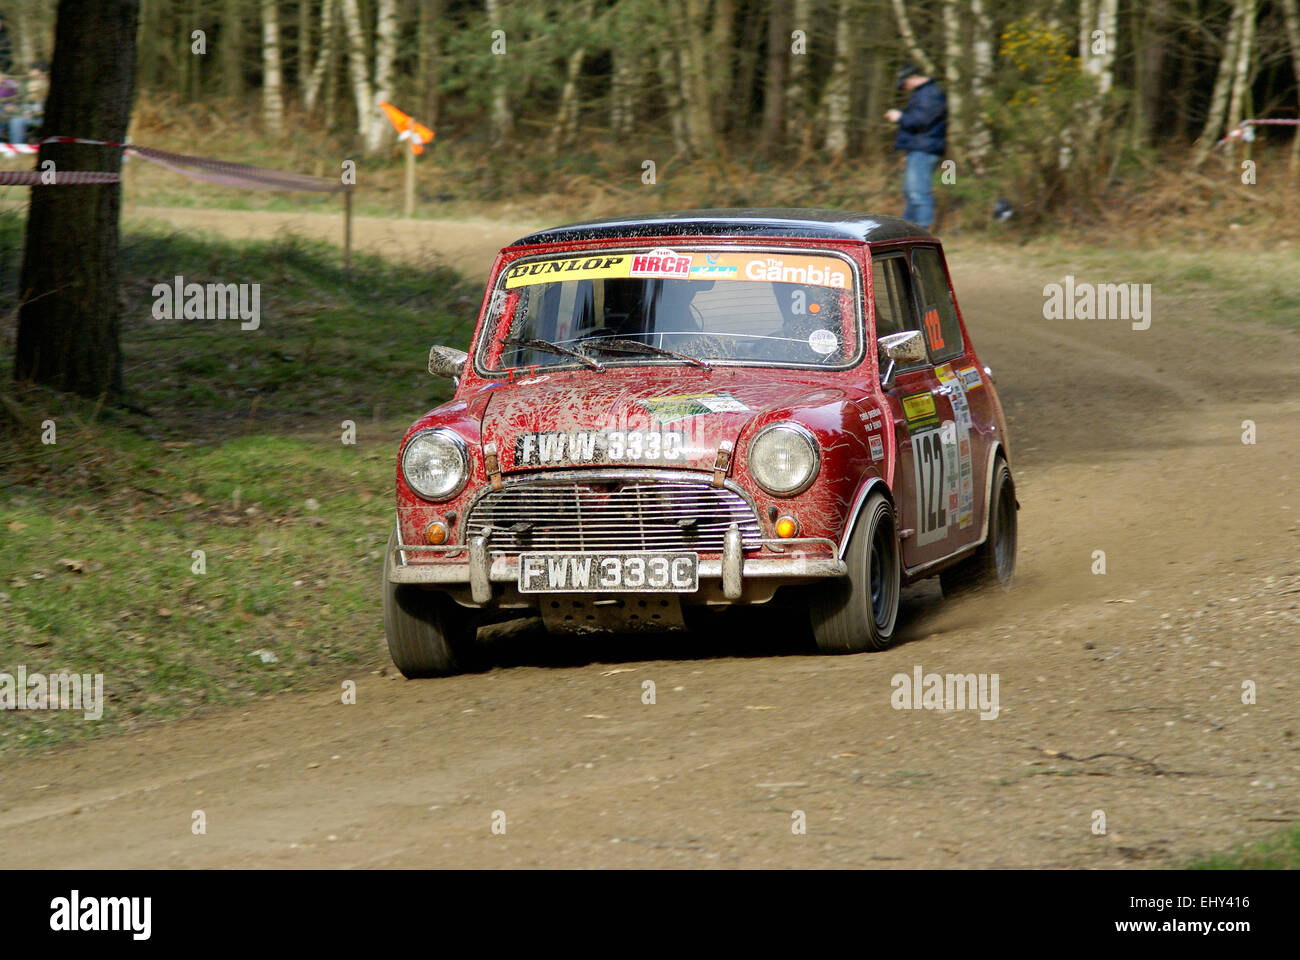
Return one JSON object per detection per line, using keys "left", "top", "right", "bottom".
{"left": 500, "top": 337, "right": 604, "bottom": 371}
{"left": 584, "top": 338, "right": 711, "bottom": 369}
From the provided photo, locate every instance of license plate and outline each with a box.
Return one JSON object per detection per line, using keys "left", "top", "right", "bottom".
{"left": 518, "top": 552, "right": 699, "bottom": 593}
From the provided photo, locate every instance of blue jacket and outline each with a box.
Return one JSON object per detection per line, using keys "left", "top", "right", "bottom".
{"left": 894, "top": 79, "right": 947, "bottom": 156}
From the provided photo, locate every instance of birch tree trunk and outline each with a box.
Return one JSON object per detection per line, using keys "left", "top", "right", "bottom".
{"left": 486, "top": 0, "right": 512, "bottom": 144}
{"left": 303, "top": 0, "right": 337, "bottom": 114}
{"left": 889, "top": 0, "right": 935, "bottom": 76}
{"left": 610, "top": 41, "right": 635, "bottom": 137}
{"left": 262, "top": 0, "right": 283, "bottom": 135}
{"left": 940, "top": 0, "right": 964, "bottom": 160}
{"left": 367, "top": 0, "right": 398, "bottom": 152}
{"left": 1193, "top": 0, "right": 1245, "bottom": 164}
{"left": 340, "top": 0, "right": 375, "bottom": 150}
{"left": 968, "top": 0, "right": 993, "bottom": 169}
{"left": 1282, "top": 0, "right": 1300, "bottom": 169}
{"left": 821, "top": 0, "right": 854, "bottom": 159}
{"left": 548, "top": 1, "right": 590, "bottom": 154}
{"left": 785, "top": 0, "right": 810, "bottom": 144}
{"left": 758, "top": 0, "right": 788, "bottom": 152}
{"left": 1225, "top": 0, "right": 1255, "bottom": 133}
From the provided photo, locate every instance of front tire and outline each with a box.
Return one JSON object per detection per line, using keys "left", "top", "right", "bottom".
{"left": 382, "top": 531, "right": 481, "bottom": 678}
{"left": 940, "top": 458, "right": 1017, "bottom": 597}
{"left": 809, "top": 492, "right": 901, "bottom": 653}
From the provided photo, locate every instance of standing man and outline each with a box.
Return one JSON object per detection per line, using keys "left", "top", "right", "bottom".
{"left": 884, "top": 65, "right": 947, "bottom": 230}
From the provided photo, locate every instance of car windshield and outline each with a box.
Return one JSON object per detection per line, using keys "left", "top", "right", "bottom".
{"left": 477, "top": 247, "right": 862, "bottom": 371}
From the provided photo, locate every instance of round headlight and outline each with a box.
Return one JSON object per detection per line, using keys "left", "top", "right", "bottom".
{"left": 402, "top": 429, "right": 468, "bottom": 501}
{"left": 748, "top": 423, "right": 820, "bottom": 497}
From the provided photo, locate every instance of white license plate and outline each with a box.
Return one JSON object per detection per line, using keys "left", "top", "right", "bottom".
{"left": 518, "top": 552, "right": 699, "bottom": 593}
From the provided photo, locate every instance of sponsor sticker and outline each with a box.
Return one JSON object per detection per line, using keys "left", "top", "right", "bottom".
{"left": 630, "top": 248, "right": 693, "bottom": 279}
{"left": 637, "top": 392, "right": 752, "bottom": 424}
{"left": 901, "top": 392, "right": 939, "bottom": 430}
{"left": 504, "top": 255, "right": 630, "bottom": 289}
{"left": 869, "top": 434, "right": 884, "bottom": 461}
{"left": 936, "top": 366, "right": 976, "bottom": 529}
{"left": 742, "top": 254, "right": 850, "bottom": 289}
{"left": 959, "top": 365, "right": 983, "bottom": 390}
{"left": 808, "top": 329, "right": 839, "bottom": 355}
{"left": 514, "top": 429, "right": 685, "bottom": 466}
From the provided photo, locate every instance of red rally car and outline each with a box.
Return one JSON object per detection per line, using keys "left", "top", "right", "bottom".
{"left": 384, "top": 209, "right": 1018, "bottom": 677}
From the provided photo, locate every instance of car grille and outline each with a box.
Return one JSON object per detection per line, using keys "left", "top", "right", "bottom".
{"left": 466, "top": 476, "right": 763, "bottom": 554}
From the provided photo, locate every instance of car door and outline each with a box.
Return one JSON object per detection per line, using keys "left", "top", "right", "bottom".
{"left": 911, "top": 245, "right": 989, "bottom": 555}
{"left": 870, "top": 249, "right": 963, "bottom": 571}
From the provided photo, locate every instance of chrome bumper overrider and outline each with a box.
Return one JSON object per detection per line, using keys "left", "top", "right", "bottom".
{"left": 388, "top": 524, "right": 846, "bottom": 603}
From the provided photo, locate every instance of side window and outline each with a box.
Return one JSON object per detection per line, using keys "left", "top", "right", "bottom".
{"left": 911, "top": 247, "right": 964, "bottom": 363}
{"left": 870, "top": 254, "right": 919, "bottom": 340}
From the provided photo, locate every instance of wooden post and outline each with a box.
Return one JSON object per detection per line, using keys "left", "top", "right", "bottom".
{"left": 404, "top": 142, "right": 416, "bottom": 218}
{"left": 343, "top": 188, "right": 353, "bottom": 271}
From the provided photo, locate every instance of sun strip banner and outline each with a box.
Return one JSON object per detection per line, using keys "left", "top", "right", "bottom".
{"left": 504, "top": 248, "right": 852, "bottom": 290}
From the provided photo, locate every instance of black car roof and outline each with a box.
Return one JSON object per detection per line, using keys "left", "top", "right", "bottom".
{"left": 508, "top": 208, "right": 933, "bottom": 247}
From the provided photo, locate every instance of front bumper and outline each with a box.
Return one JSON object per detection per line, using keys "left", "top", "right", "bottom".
{"left": 388, "top": 523, "right": 846, "bottom": 605}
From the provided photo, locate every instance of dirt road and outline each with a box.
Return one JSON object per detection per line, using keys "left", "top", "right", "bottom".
{"left": 2, "top": 209, "right": 1296, "bottom": 867}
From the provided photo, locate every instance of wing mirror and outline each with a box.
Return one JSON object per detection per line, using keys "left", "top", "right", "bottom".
{"left": 878, "top": 330, "right": 928, "bottom": 388}
{"left": 428, "top": 345, "right": 468, "bottom": 381}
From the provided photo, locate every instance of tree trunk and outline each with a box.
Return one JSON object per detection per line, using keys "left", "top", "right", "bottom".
{"left": 486, "top": 0, "right": 512, "bottom": 145}
{"left": 709, "top": 0, "right": 734, "bottom": 131}
{"left": 299, "top": 0, "right": 312, "bottom": 87}
{"left": 262, "top": 0, "right": 283, "bottom": 135}
{"left": 368, "top": 0, "right": 398, "bottom": 152}
{"left": 968, "top": 0, "right": 993, "bottom": 169}
{"left": 731, "top": 3, "right": 760, "bottom": 136}
{"left": 610, "top": 41, "right": 635, "bottom": 137}
{"left": 340, "top": 0, "right": 375, "bottom": 150}
{"left": 889, "top": 0, "right": 935, "bottom": 76}
{"left": 1225, "top": 0, "right": 1256, "bottom": 133}
{"left": 657, "top": 47, "right": 687, "bottom": 154}
{"left": 821, "top": 0, "right": 854, "bottom": 159}
{"left": 680, "top": 0, "right": 715, "bottom": 155}
{"left": 549, "top": 1, "right": 590, "bottom": 154}
{"left": 940, "top": 0, "right": 964, "bottom": 161}
{"left": 304, "top": 0, "right": 337, "bottom": 114}
{"left": 1282, "top": 0, "right": 1300, "bottom": 169}
{"left": 1193, "top": 0, "right": 1245, "bottom": 164}
{"left": 1131, "top": 0, "right": 1167, "bottom": 148}
{"left": 15, "top": 0, "right": 140, "bottom": 398}
{"left": 758, "top": 0, "right": 788, "bottom": 152}
{"left": 418, "top": 0, "right": 442, "bottom": 127}
{"left": 223, "top": 0, "right": 244, "bottom": 98}
{"left": 785, "top": 0, "right": 809, "bottom": 144}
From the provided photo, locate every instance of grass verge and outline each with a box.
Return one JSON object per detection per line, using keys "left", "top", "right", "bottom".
{"left": 0, "top": 211, "right": 478, "bottom": 756}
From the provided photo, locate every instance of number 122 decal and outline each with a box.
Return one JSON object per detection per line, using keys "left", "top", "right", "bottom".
{"left": 912, "top": 426, "right": 956, "bottom": 546}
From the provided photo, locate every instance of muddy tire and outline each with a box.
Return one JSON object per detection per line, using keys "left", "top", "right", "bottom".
{"left": 382, "top": 531, "right": 481, "bottom": 678}
{"left": 940, "top": 459, "right": 1017, "bottom": 597}
{"left": 808, "top": 492, "right": 901, "bottom": 653}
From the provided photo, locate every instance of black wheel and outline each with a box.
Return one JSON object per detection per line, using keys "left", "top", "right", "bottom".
{"left": 809, "top": 492, "right": 901, "bottom": 653}
{"left": 382, "top": 530, "right": 481, "bottom": 677}
{"left": 940, "top": 458, "right": 1017, "bottom": 597}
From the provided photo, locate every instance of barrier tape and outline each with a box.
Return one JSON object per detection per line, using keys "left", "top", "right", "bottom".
{"left": 0, "top": 170, "right": 121, "bottom": 185}
{"left": 0, "top": 136, "right": 350, "bottom": 193}
{"left": 1215, "top": 118, "right": 1300, "bottom": 148}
